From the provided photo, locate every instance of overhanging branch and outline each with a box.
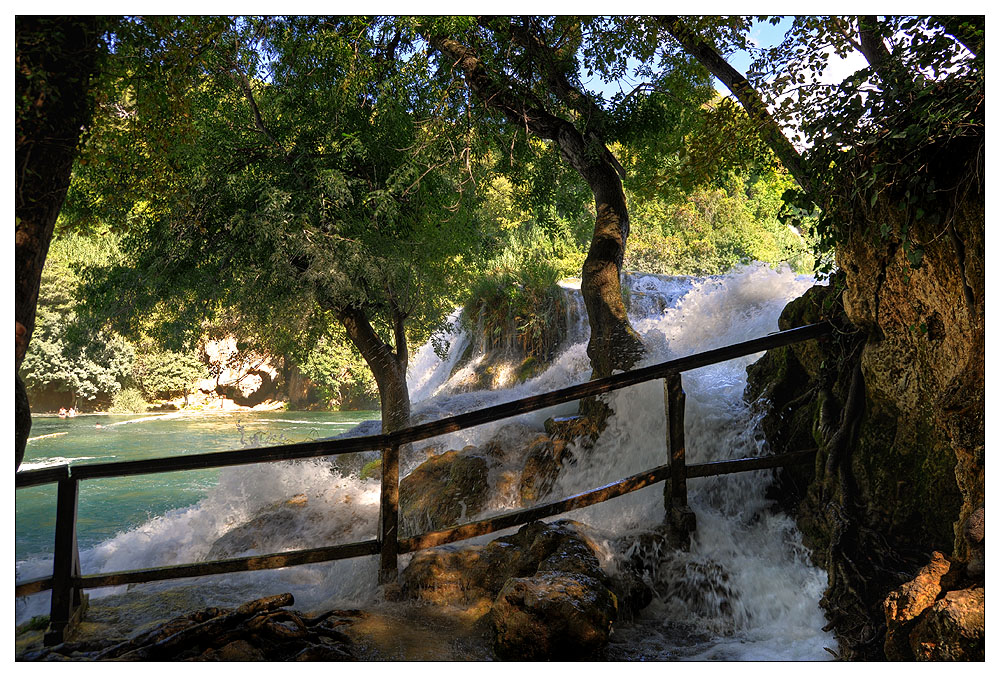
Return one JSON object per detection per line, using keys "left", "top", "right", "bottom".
{"left": 659, "top": 15, "right": 815, "bottom": 198}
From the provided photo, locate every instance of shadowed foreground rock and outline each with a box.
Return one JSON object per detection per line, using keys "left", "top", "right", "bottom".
{"left": 491, "top": 572, "right": 617, "bottom": 660}
{"left": 401, "top": 519, "right": 651, "bottom": 659}
{"left": 17, "top": 594, "right": 358, "bottom": 661}
{"left": 883, "top": 551, "right": 984, "bottom": 661}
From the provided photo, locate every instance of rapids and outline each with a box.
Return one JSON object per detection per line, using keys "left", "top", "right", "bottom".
{"left": 14, "top": 263, "right": 836, "bottom": 660}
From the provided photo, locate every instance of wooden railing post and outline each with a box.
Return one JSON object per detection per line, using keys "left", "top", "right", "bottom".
{"left": 45, "top": 476, "right": 86, "bottom": 646}
{"left": 664, "top": 373, "right": 696, "bottom": 548}
{"left": 378, "top": 443, "right": 400, "bottom": 585}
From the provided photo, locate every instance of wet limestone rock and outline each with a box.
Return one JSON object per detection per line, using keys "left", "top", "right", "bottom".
{"left": 883, "top": 551, "right": 955, "bottom": 659}
{"left": 207, "top": 495, "right": 311, "bottom": 559}
{"left": 518, "top": 435, "right": 572, "bottom": 504}
{"left": 909, "top": 587, "right": 985, "bottom": 660}
{"left": 400, "top": 520, "right": 651, "bottom": 659}
{"left": 399, "top": 448, "right": 489, "bottom": 536}
{"left": 881, "top": 549, "right": 984, "bottom": 661}
{"left": 491, "top": 572, "right": 616, "bottom": 660}
{"left": 744, "top": 253, "right": 977, "bottom": 658}
{"left": 517, "top": 416, "right": 600, "bottom": 505}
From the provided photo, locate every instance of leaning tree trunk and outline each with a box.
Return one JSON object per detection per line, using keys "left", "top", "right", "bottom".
{"left": 15, "top": 16, "right": 105, "bottom": 469}
{"left": 426, "top": 32, "right": 643, "bottom": 379}
{"left": 564, "top": 132, "right": 644, "bottom": 378}
{"left": 659, "top": 16, "right": 814, "bottom": 197}
{"left": 336, "top": 306, "right": 411, "bottom": 435}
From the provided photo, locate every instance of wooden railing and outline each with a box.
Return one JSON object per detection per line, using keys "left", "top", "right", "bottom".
{"left": 15, "top": 321, "right": 831, "bottom": 645}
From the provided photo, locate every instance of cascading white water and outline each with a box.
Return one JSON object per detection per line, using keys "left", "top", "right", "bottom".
{"left": 15, "top": 263, "right": 835, "bottom": 660}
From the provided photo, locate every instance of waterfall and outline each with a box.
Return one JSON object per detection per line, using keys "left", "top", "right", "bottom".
{"left": 15, "top": 263, "right": 834, "bottom": 660}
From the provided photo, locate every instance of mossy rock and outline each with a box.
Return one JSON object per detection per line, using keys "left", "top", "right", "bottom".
{"left": 399, "top": 449, "right": 489, "bottom": 535}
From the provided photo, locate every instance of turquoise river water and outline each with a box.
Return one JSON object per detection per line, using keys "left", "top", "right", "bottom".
{"left": 15, "top": 410, "right": 379, "bottom": 565}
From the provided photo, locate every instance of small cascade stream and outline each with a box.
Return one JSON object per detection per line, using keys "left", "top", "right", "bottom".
{"left": 15, "top": 263, "right": 834, "bottom": 660}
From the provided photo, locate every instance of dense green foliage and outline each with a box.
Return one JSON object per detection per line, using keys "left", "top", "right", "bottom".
{"left": 626, "top": 169, "right": 814, "bottom": 275}
{"left": 108, "top": 387, "right": 149, "bottom": 414}
{"left": 19, "top": 234, "right": 134, "bottom": 407}
{"left": 292, "top": 328, "right": 380, "bottom": 409}
{"left": 745, "top": 16, "right": 983, "bottom": 270}
{"left": 46, "top": 15, "right": 828, "bottom": 411}
{"left": 130, "top": 344, "right": 207, "bottom": 400}
{"left": 19, "top": 231, "right": 209, "bottom": 410}
{"left": 55, "top": 15, "right": 979, "bottom": 413}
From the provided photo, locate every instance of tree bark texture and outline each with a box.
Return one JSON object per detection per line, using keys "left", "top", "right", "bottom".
{"left": 336, "top": 306, "right": 411, "bottom": 434}
{"left": 15, "top": 16, "right": 104, "bottom": 469}
{"left": 856, "top": 16, "right": 894, "bottom": 82}
{"left": 427, "top": 30, "right": 643, "bottom": 378}
{"left": 659, "top": 16, "right": 813, "bottom": 198}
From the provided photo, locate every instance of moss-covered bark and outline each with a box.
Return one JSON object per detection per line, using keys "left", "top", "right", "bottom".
{"left": 745, "top": 188, "right": 983, "bottom": 659}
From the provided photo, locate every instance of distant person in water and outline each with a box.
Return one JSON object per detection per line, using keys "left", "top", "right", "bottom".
{"left": 67, "top": 407, "right": 77, "bottom": 417}
{"left": 58, "top": 408, "right": 67, "bottom": 418}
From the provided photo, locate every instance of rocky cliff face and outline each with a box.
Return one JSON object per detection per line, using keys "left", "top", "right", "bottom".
{"left": 745, "top": 159, "right": 984, "bottom": 659}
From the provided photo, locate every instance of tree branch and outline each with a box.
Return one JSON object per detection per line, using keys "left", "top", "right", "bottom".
{"left": 658, "top": 15, "right": 814, "bottom": 197}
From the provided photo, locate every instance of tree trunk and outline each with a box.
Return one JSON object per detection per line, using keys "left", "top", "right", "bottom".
{"left": 336, "top": 306, "right": 410, "bottom": 434}
{"left": 15, "top": 16, "right": 104, "bottom": 469}
{"left": 578, "top": 157, "right": 644, "bottom": 378}
{"left": 659, "top": 16, "right": 813, "bottom": 198}
{"left": 426, "top": 31, "right": 643, "bottom": 378}
{"left": 857, "top": 16, "right": 894, "bottom": 82}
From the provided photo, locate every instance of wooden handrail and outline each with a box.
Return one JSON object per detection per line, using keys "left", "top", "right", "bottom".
{"left": 15, "top": 322, "right": 831, "bottom": 643}
{"left": 14, "top": 449, "right": 818, "bottom": 598}
{"left": 15, "top": 322, "right": 831, "bottom": 489}
{"left": 15, "top": 432, "right": 384, "bottom": 488}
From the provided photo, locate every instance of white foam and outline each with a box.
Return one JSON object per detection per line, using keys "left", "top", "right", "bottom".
{"left": 16, "top": 264, "right": 835, "bottom": 659}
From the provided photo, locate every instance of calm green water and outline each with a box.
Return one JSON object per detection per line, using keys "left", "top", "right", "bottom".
{"left": 15, "top": 410, "right": 379, "bottom": 564}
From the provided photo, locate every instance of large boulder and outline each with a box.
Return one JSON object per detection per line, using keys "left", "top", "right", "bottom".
{"left": 491, "top": 572, "right": 616, "bottom": 660}
{"left": 883, "top": 551, "right": 955, "bottom": 659}
{"left": 206, "top": 494, "right": 350, "bottom": 560}
{"left": 399, "top": 448, "right": 490, "bottom": 536}
{"left": 400, "top": 520, "right": 651, "bottom": 660}
{"left": 881, "top": 550, "right": 984, "bottom": 661}
{"left": 909, "top": 587, "right": 985, "bottom": 660}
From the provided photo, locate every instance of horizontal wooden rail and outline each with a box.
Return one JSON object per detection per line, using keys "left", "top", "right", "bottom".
{"left": 386, "top": 322, "right": 831, "bottom": 448}
{"left": 78, "top": 539, "right": 381, "bottom": 590}
{"left": 13, "top": 449, "right": 818, "bottom": 598}
{"left": 15, "top": 322, "right": 831, "bottom": 490}
{"left": 15, "top": 464, "right": 69, "bottom": 488}
{"left": 400, "top": 463, "right": 674, "bottom": 553}
{"left": 685, "top": 449, "right": 817, "bottom": 479}
{"left": 14, "top": 576, "right": 53, "bottom": 597}
{"left": 15, "top": 433, "right": 384, "bottom": 489}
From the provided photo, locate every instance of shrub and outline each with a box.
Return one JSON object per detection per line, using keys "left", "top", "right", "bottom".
{"left": 108, "top": 387, "right": 148, "bottom": 413}
{"left": 464, "top": 258, "right": 565, "bottom": 361}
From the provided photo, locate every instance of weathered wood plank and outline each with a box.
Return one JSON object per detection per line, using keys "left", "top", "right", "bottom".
{"left": 14, "top": 576, "right": 53, "bottom": 597}
{"left": 77, "top": 540, "right": 380, "bottom": 590}
{"left": 665, "top": 373, "right": 687, "bottom": 510}
{"left": 15, "top": 322, "right": 831, "bottom": 488}
{"left": 68, "top": 433, "right": 385, "bottom": 482}
{"left": 399, "top": 463, "right": 674, "bottom": 553}
{"left": 685, "top": 449, "right": 817, "bottom": 479}
{"left": 14, "top": 464, "right": 69, "bottom": 488}
{"left": 45, "top": 477, "right": 81, "bottom": 646}
{"left": 387, "top": 322, "right": 832, "bottom": 448}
